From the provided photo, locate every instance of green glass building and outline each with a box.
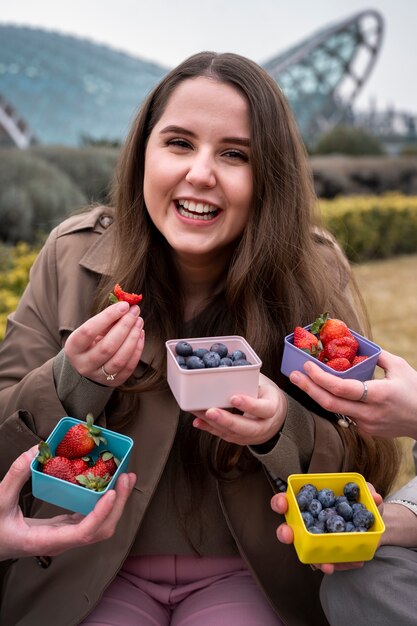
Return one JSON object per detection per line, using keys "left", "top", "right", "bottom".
{"left": 0, "top": 10, "right": 384, "bottom": 148}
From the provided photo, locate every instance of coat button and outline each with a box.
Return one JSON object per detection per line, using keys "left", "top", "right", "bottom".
{"left": 98, "top": 214, "right": 114, "bottom": 229}
{"left": 35, "top": 556, "right": 51, "bottom": 568}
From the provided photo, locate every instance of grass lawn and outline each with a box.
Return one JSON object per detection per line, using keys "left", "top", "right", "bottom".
{"left": 352, "top": 254, "right": 417, "bottom": 491}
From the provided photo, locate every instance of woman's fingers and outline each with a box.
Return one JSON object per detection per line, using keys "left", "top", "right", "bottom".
{"left": 65, "top": 303, "right": 144, "bottom": 384}
{"left": 66, "top": 302, "right": 130, "bottom": 355}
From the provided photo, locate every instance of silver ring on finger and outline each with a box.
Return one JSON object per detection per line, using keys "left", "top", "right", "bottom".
{"left": 102, "top": 365, "right": 118, "bottom": 381}
{"left": 359, "top": 380, "right": 368, "bottom": 402}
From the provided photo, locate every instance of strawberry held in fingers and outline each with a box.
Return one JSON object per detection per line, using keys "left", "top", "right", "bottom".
{"left": 55, "top": 413, "right": 106, "bottom": 459}
{"left": 109, "top": 283, "right": 143, "bottom": 306}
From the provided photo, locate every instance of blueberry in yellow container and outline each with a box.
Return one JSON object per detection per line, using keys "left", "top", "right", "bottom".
{"left": 31, "top": 417, "right": 133, "bottom": 515}
{"left": 285, "top": 473, "right": 384, "bottom": 564}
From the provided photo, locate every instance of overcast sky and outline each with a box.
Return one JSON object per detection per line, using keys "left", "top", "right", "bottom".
{"left": 2, "top": 0, "right": 416, "bottom": 114}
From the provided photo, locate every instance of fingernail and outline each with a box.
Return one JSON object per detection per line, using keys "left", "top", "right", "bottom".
{"left": 231, "top": 396, "right": 242, "bottom": 408}
{"left": 117, "top": 301, "right": 129, "bottom": 312}
{"left": 129, "top": 305, "right": 139, "bottom": 316}
{"left": 290, "top": 372, "right": 300, "bottom": 384}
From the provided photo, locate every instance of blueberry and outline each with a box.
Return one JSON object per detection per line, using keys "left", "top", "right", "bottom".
{"left": 317, "top": 488, "right": 336, "bottom": 508}
{"left": 302, "top": 511, "right": 315, "bottom": 528}
{"left": 296, "top": 491, "right": 314, "bottom": 512}
{"left": 299, "top": 484, "right": 318, "bottom": 500}
{"left": 232, "top": 358, "right": 251, "bottom": 366}
{"left": 175, "top": 341, "right": 194, "bottom": 357}
{"left": 308, "top": 498, "right": 323, "bottom": 518}
{"left": 336, "top": 501, "right": 353, "bottom": 522}
{"left": 193, "top": 348, "right": 209, "bottom": 359}
{"left": 326, "top": 515, "right": 346, "bottom": 533}
{"left": 175, "top": 355, "right": 187, "bottom": 369}
{"left": 231, "top": 350, "right": 247, "bottom": 362}
{"left": 352, "top": 508, "right": 375, "bottom": 530}
{"left": 186, "top": 355, "right": 205, "bottom": 369}
{"left": 344, "top": 482, "right": 360, "bottom": 502}
{"left": 351, "top": 502, "right": 365, "bottom": 514}
{"left": 219, "top": 357, "right": 233, "bottom": 367}
{"left": 334, "top": 495, "right": 348, "bottom": 506}
{"left": 309, "top": 525, "right": 325, "bottom": 534}
{"left": 202, "top": 351, "right": 221, "bottom": 368}
{"left": 210, "top": 342, "right": 228, "bottom": 358}
{"left": 345, "top": 522, "right": 356, "bottom": 532}
{"left": 318, "top": 507, "right": 337, "bottom": 523}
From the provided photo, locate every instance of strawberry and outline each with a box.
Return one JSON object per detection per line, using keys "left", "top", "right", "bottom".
{"left": 98, "top": 451, "right": 120, "bottom": 476}
{"left": 69, "top": 457, "right": 92, "bottom": 481}
{"left": 55, "top": 413, "right": 106, "bottom": 460}
{"left": 311, "top": 312, "right": 353, "bottom": 346}
{"left": 352, "top": 355, "right": 369, "bottom": 366}
{"left": 76, "top": 458, "right": 111, "bottom": 491}
{"left": 326, "top": 357, "right": 352, "bottom": 371}
{"left": 109, "top": 283, "right": 143, "bottom": 306}
{"left": 323, "top": 336, "right": 359, "bottom": 363}
{"left": 293, "top": 326, "right": 320, "bottom": 355}
{"left": 37, "top": 442, "right": 75, "bottom": 482}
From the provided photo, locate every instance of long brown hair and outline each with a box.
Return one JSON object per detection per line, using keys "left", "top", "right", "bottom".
{"left": 93, "top": 51, "right": 399, "bottom": 496}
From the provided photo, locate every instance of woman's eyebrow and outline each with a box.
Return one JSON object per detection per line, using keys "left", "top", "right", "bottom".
{"left": 160, "top": 125, "right": 250, "bottom": 147}
{"left": 160, "top": 125, "right": 196, "bottom": 137}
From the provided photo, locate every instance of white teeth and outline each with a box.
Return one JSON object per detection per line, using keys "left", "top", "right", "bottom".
{"left": 178, "top": 199, "right": 218, "bottom": 214}
{"left": 177, "top": 206, "right": 215, "bottom": 220}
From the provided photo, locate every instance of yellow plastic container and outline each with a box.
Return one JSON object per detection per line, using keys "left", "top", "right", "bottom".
{"left": 285, "top": 472, "right": 385, "bottom": 564}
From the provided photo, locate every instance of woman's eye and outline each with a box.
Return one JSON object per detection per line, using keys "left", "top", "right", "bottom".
{"left": 167, "top": 138, "right": 192, "bottom": 149}
{"left": 223, "top": 149, "right": 249, "bottom": 162}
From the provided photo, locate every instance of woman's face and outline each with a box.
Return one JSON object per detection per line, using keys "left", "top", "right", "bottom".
{"left": 143, "top": 77, "right": 253, "bottom": 262}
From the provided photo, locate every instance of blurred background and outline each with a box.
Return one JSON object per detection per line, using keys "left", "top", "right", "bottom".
{"left": 0, "top": 1, "right": 416, "bottom": 482}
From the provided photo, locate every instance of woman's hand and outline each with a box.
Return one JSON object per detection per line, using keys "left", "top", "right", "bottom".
{"left": 289, "top": 350, "right": 417, "bottom": 439}
{"left": 65, "top": 301, "right": 145, "bottom": 387}
{"left": 0, "top": 447, "right": 136, "bottom": 561}
{"left": 192, "top": 374, "right": 288, "bottom": 445}
{"left": 271, "top": 485, "right": 383, "bottom": 575}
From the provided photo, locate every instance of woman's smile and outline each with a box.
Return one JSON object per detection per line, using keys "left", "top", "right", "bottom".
{"left": 175, "top": 198, "right": 221, "bottom": 222}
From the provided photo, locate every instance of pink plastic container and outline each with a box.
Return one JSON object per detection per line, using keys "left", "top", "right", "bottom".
{"left": 281, "top": 324, "right": 381, "bottom": 381}
{"left": 166, "top": 335, "right": 262, "bottom": 411}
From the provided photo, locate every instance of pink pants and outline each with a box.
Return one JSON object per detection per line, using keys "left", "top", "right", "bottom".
{"left": 81, "top": 555, "right": 284, "bottom": 625}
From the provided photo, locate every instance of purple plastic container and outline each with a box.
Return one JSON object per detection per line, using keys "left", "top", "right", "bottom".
{"left": 281, "top": 325, "right": 381, "bottom": 381}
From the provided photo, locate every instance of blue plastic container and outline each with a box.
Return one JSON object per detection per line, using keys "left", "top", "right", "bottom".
{"left": 281, "top": 325, "right": 381, "bottom": 381}
{"left": 31, "top": 417, "right": 133, "bottom": 515}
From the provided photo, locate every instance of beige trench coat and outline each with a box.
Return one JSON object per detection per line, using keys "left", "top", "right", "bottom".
{"left": 0, "top": 207, "right": 355, "bottom": 626}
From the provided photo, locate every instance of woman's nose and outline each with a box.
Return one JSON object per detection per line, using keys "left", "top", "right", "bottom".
{"left": 185, "top": 152, "right": 216, "bottom": 188}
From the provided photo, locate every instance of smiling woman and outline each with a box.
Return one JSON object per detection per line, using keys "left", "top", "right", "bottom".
{"left": 0, "top": 51, "right": 400, "bottom": 626}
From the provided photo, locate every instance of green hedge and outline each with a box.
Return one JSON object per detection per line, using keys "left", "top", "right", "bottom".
{"left": 319, "top": 193, "right": 417, "bottom": 261}
{"left": 0, "top": 147, "right": 118, "bottom": 243}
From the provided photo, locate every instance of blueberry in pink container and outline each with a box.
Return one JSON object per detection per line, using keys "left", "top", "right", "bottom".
{"left": 166, "top": 335, "right": 262, "bottom": 411}
{"left": 281, "top": 324, "right": 381, "bottom": 381}
{"left": 31, "top": 417, "right": 133, "bottom": 515}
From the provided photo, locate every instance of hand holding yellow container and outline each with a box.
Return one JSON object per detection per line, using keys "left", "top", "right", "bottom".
{"left": 284, "top": 472, "right": 385, "bottom": 564}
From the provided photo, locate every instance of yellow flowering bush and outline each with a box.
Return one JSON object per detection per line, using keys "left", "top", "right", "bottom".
{"left": 0, "top": 242, "right": 40, "bottom": 340}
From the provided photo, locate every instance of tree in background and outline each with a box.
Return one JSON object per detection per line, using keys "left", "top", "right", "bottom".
{"left": 314, "top": 125, "right": 385, "bottom": 156}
